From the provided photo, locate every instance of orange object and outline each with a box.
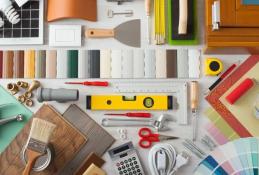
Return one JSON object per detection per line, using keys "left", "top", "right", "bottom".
{"left": 47, "top": 0, "right": 97, "bottom": 22}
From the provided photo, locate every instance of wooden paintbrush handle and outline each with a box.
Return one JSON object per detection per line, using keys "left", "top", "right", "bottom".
{"left": 85, "top": 29, "right": 115, "bottom": 38}
{"left": 22, "top": 149, "right": 42, "bottom": 175}
{"left": 178, "top": 0, "right": 188, "bottom": 34}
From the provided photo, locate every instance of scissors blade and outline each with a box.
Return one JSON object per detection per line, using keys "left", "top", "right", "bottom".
{"left": 159, "top": 135, "right": 179, "bottom": 141}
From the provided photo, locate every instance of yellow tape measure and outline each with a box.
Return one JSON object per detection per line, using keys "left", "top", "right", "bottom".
{"left": 86, "top": 95, "right": 174, "bottom": 110}
{"left": 205, "top": 58, "right": 223, "bottom": 76}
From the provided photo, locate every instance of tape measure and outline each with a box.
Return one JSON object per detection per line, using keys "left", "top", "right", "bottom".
{"left": 86, "top": 95, "right": 174, "bottom": 110}
{"left": 205, "top": 58, "right": 223, "bottom": 76}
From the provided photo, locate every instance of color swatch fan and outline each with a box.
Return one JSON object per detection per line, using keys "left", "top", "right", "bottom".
{"left": 194, "top": 137, "right": 259, "bottom": 175}
{"left": 0, "top": 0, "right": 43, "bottom": 45}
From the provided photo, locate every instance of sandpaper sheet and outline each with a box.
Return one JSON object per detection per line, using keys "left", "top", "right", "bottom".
{"left": 47, "top": 0, "right": 97, "bottom": 22}
{"left": 59, "top": 104, "right": 115, "bottom": 175}
{"left": 0, "top": 104, "right": 87, "bottom": 175}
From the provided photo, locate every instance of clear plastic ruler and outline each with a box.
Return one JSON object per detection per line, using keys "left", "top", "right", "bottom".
{"left": 112, "top": 80, "right": 188, "bottom": 125}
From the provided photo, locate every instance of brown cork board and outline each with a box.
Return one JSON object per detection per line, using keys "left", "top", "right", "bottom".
{"left": 0, "top": 104, "right": 87, "bottom": 175}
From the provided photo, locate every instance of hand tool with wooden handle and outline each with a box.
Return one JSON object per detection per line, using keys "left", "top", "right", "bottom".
{"left": 145, "top": 0, "right": 151, "bottom": 44}
{"left": 85, "top": 19, "right": 141, "bottom": 48}
{"left": 190, "top": 81, "right": 199, "bottom": 141}
{"left": 179, "top": 0, "right": 188, "bottom": 34}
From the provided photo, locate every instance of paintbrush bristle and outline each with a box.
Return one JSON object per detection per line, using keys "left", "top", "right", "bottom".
{"left": 27, "top": 118, "right": 56, "bottom": 153}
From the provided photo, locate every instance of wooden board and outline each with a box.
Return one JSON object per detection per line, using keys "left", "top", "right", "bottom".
{"left": 0, "top": 104, "right": 87, "bottom": 175}
{"left": 59, "top": 104, "right": 115, "bottom": 175}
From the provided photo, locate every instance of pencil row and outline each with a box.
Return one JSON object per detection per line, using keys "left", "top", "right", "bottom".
{"left": 0, "top": 49, "right": 200, "bottom": 79}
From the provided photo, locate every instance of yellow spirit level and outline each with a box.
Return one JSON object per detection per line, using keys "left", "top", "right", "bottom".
{"left": 86, "top": 95, "right": 174, "bottom": 110}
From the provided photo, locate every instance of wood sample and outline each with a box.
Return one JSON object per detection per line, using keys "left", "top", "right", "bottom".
{"left": 74, "top": 153, "right": 105, "bottom": 175}
{"left": 0, "top": 104, "right": 87, "bottom": 175}
{"left": 59, "top": 104, "right": 115, "bottom": 175}
{"left": 205, "top": 0, "right": 259, "bottom": 53}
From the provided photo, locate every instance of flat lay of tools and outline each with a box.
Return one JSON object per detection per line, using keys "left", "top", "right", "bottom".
{"left": 1, "top": 0, "right": 259, "bottom": 175}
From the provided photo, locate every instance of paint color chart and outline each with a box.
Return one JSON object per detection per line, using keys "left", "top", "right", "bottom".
{"left": 0, "top": 49, "right": 200, "bottom": 79}
{"left": 194, "top": 137, "right": 259, "bottom": 175}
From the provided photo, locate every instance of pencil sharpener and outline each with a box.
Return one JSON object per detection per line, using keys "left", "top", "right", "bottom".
{"left": 20, "top": 144, "right": 55, "bottom": 172}
{"left": 205, "top": 58, "right": 223, "bottom": 76}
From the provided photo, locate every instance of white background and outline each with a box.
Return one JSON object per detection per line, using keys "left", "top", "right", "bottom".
{"left": 0, "top": 0, "right": 251, "bottom": 174}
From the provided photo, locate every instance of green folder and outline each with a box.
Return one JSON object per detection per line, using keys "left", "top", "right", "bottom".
{"left": 68, "top": 50, "right": 78, "bottom": 78}
{"left": 0, "top": 85, "right": 33, "bottom": 153}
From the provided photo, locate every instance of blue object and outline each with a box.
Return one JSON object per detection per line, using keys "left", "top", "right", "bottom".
{"left": 243, "top": 0, "right": 259, "bottom": 5}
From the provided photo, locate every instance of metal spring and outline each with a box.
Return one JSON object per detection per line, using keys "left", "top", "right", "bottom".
{"left": 0, "top": 17, "right": 4, "bottom": 27}
{"left": 4, "top": 5, "right": 20, "bottom": 24}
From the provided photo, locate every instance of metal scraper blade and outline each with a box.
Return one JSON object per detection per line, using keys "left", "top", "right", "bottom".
{"left": 114, "top": 19, "right": 141, "bottom": 48}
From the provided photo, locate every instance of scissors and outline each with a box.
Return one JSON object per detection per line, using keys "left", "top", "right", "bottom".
{"left": 138, "top": 128, "right": 179, "bottom": 149}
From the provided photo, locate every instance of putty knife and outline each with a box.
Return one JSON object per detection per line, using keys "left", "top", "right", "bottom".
{"left": 85, "top": 19, "right": 141, "bottom": 48}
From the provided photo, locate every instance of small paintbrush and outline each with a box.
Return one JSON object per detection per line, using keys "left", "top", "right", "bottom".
{"left": 22, "top": 118, "right": 56, "bottom": 175}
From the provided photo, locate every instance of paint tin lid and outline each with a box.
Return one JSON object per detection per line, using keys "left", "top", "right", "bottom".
{"left": 20, "top": 144, "right": 54, "bottom": 172}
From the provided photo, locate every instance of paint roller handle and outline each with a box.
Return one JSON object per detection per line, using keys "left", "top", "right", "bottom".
{"left": 85, "top": 29, "right": 115, "bottom": 38}
{"left": 190, "top": 81, "right": 199, "bottom": 111}
{"left": 145, "top": 0, "right": 151, "bottom": 16}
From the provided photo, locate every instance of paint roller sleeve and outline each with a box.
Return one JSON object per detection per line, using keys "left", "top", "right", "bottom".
{"left": 226, "top": 78, "right": 255, "bottom": 105}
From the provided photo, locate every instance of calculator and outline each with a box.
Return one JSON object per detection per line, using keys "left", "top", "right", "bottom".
{"left": 108, "top": 142, "right": 145, "bottom": 175}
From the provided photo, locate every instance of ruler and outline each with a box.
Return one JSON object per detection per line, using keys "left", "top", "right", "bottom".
{"left": 112, "top": 80, "right": 188, "bottom": 125}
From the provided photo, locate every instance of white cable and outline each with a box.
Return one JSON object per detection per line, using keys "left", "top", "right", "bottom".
{"left": 148, "top": 143, "right": 189, "bottom": 175}
{"left": 148, "top": 143, "right": 177, "bottom": 175}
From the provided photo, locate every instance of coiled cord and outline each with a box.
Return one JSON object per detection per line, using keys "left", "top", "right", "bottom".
{"left": 148, "top": 143, "right": 177, "bottom": 175}
{"left": 148, "top": 143, "right": 190, "bottom": 175}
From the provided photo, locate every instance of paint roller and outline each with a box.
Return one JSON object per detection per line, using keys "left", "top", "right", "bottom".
{"left": 226, "top": 78, "right": 257, "bottom": 105}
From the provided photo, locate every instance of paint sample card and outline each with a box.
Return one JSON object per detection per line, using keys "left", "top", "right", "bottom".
{"left": 194, "top": 138, "right": 259, "bottom": 175}
{"left": 0, "top": 49, "right": 201, "bottom": 79}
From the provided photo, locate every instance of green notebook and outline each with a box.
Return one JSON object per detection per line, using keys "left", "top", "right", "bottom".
{"left": 0, "top": 85, "right": 33, "bottom": 153}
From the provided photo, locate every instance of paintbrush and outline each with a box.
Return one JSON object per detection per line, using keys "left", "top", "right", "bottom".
{"left": 22, "top": 118, "right": 56, "bottom": 175}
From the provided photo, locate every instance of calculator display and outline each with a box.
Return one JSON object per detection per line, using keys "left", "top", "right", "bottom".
{"left": 113, "top": 145, "right": 130, "bottom": 154}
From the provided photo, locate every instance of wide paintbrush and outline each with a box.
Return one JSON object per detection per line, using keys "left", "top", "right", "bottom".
{"left": 22, "top": 118, "right": 56, "bottom": 175}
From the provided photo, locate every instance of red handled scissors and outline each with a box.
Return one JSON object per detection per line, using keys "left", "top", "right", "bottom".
{"left": 138, "top": 128, "right": 179, "bottom": 149}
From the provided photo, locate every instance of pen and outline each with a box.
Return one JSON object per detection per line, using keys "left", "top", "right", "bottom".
{"left": 207, "top": 64, "right": 237, "bottom": 92}
{"left": 65, "top": 81, "right": 109, "bottom": 87}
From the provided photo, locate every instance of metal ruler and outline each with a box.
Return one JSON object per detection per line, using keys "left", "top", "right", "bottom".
{"left": 112, "top": 80, "right": 188, "bottom": 125}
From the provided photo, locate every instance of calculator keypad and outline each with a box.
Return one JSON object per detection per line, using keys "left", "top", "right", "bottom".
{"left": 116, "top": 156, "right": 143, "bottom": 175}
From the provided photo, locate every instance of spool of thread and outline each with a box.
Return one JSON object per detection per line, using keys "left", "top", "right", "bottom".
{"left": 226, "top": 78, "right": 255, "bottom": 105}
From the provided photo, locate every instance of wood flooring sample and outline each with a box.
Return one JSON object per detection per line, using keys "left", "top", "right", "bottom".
{"left": 0, "top": 104, "right": 87, "bottom": 175}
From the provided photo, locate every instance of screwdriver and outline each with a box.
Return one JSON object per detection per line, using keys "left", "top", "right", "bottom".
{"left": 105, "top": 112, "right": 151, "bottom": 118}
{"left": 65, "top": 81, "right": 109, "bottom": 87}
{"left": 190, "top": 81, "right": 199, "bottom": 142}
